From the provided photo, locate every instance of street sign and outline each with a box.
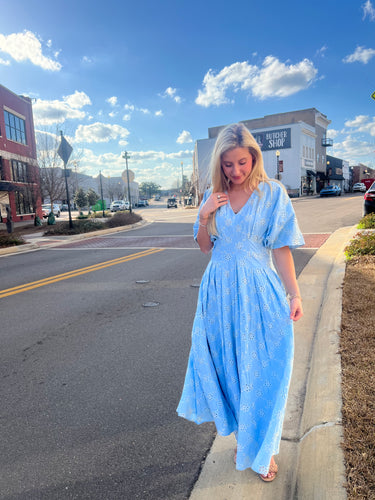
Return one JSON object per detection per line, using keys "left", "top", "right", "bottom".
{"left": 278, "top": 160, "right": 284, "bottom": 172}
{"left": 57, "top": 135, "right": 73, "bottom": 164}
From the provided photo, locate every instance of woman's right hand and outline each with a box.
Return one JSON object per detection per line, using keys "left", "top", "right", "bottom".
{"left": 199, "top": 192, "right": 228, "bottom": 220}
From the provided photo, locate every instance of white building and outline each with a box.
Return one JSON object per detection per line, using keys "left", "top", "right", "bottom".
{"left": 193, "top": 108, "right": 332, "bottom": 199}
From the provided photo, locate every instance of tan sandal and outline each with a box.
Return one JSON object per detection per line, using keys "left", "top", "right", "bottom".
{"left": 259, "top": 463, "right": 278, "bottom": 482}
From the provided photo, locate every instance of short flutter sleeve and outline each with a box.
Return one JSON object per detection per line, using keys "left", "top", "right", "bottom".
{"left": 263, "top": 183, "right": 305, "bottom": 250}
{"left": 193, "top": 189, "right": 214, "bottom": 242}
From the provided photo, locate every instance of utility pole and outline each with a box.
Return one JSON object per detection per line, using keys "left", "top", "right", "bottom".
{"left": 99, "top": 170, "right": 105, "bottom": 217}
{"left": 122, "top": 151, "right": 132, "bottom": 214}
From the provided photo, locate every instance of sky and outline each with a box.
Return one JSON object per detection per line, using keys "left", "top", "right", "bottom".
{"left": 0, "top": 0, "right": 374, "bottom": 189}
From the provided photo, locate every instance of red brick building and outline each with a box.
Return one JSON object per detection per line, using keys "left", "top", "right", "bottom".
{"left": 0, "top": 84, "right": 42, "bottom": 224}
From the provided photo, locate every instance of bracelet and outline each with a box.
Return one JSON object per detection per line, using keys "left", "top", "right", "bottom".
{"left": 199, "top": 222, "right": 207, "bottom": 228}
{"left": 287, "top": 293, "right": 301, "bottom": 301}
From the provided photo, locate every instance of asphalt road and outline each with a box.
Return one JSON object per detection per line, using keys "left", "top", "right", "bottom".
{"left": 0, "top": 194, "right": 364, "bottom": 499}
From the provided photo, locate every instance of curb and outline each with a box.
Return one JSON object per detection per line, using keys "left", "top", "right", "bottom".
{"left": 0, "top": 219, "right": 150, "bottom": 257}
{"left": 189, "top": 225, "right": 358, "bottom": 500}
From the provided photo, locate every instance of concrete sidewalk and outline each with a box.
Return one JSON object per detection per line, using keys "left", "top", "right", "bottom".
{"left": 189, "top": 226, "right": 357, "bottom": 500}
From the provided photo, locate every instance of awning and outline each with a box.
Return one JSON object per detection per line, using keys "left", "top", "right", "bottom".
{"left": 306, "top": 170, "right": 317, "bottom": 177}
{"left": 0, "top": 181, "right": 16, "bottom": 192}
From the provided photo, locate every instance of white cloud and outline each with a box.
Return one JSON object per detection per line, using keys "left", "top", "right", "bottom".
{"left": 123, "top": 114, "right": 131, "bottom": 121}
{"left": 140, "top": 108, "right": 150, "bottom": 114}
{"left": 33, "top": 91, "right": 92, "bottom": 125}
{"left": 315, "top": 45, "right": 327, "bottom": 57}
{"left": 0, "top": 57, "right": 10, "bottom": 66}
{"left": 127, "top": 149, "right": 193, "bottom": 163}
{"left": 177, "top": 130, "right": 193, "bottom": 144}
{"left": 162, "top": 87, "right": 182, "bottom": 103}
{"left": 362, "top": 0, "right": 375, "bottom": 20}
{"left": 195, "top": 56, "right": 317, "bottom": 106}
{"left": 196, "top": 61, "right": 257, "bottom": 107}
{"left": 251, "top": 56, "right": 318, "bottom": 99}
{"left": 343, "top": 46, "right": 375, "bottom": 64}
{"left": 344, "top": 115, "right": 375, "bottom": 136}
{"left": 64, "top": 90, "right": 91, "bottom": 109}
{"left": 332, "top": 135, "right": 375, "bottom": 159}
{"left": 124, "top": 104, "right": 135, "bottom": 111}
{"left": 0, "top": 30, "right": 61, "bottom": 71}
{"left": 82, "top": 56, "right": 93, "bottom": 64}
{"left": 109, "top": 111, "right": 117, "bottom": 118}
{"left": 106, "top": 96, "right": 118, "bottom": 107}
{"left": 155, "top": 110, "right": 163, "bottom": 116}
{"left": 326, "top": 129, "right": 340, "bottom": 139}
{"left": 75, "top": 122, "right": 130, "bottom": 144}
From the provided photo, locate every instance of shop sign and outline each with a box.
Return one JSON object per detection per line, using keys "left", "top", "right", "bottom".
{"left": 253, "top": 128, "right": 291, "bottom": 151}
{"left": 304, "top": 159, "right": 314, "bottom": 167}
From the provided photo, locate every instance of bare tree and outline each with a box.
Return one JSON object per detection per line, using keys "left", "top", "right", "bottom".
{"left": 36, "top": 127, "right": 83, "bottom": 206}
{"left": 36, "top": 127, "right": 65, "bottom": 206}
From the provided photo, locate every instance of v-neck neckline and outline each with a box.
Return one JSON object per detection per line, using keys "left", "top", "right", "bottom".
{"left": 226, "top": 189, "right": 255, "bottom": 216}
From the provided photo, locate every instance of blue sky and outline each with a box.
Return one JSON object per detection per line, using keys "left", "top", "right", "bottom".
{"left": 0, "top": 0, "right": 374, "bottom": 188}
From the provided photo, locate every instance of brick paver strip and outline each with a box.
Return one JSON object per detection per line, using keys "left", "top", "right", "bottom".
{"left": 53, "top": 233, "right": 331, "bottom": 250}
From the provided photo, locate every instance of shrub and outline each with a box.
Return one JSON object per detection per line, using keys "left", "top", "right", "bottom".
{"left": 44, "top": 220, "right": 105, "bottom": 235}
{"left": 105, "top": 212, "right": 141, "bottom": 228}
{"left": 0, "top": 233, "right": 25, "bottom": 247}
{"left": 345, "top": 231, "right": 375, "bottom": 259}
{"left": 89, "top": 211, "right": 111, "bottom": 219}
{"left": 358, "top": 213, "right": 375, "bottom": 229}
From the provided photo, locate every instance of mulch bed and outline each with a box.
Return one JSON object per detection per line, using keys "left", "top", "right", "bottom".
{"left": 340, "top": 255, "right": 375, "bottom": 499}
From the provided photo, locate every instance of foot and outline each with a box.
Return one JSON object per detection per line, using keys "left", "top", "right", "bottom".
{"left": 259, "top": 457, "right": 278, "bottom": 482}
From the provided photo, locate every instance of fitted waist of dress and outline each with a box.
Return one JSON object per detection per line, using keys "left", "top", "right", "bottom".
{"left": 210, "top": 244, "right": 273, "bottom": 268}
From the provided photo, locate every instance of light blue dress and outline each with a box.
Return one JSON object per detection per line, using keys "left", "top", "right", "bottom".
{"left": 177, "top": 181, "right": 305, "bottom": 474}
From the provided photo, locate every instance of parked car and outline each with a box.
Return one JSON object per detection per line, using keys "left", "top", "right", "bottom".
{"left": 167, "top": 197, "right": 178, "bottom": 208}
{"left": 319, "top": 185, "right": 341, "bottom": 197}
{"left": 42, "top": 204, "right": 61, "bottom": 218}
{"left": 110, "top": 200, "right": 127, "bottom": 212}
{"left": 353, "top": 182, "right": 366, "bottom": 192}
{"left": 137, "top": 199, "right": 148, "bottom": 207}
{"left": 154, "top": 195, "right": 161, "bottom": 201}
{"left": 364, "top": 181, "right": 375, "bottom": 215}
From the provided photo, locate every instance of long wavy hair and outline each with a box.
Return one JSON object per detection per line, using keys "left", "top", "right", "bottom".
{"left": 207, "top": 123, "right": 269, "bottom": 235}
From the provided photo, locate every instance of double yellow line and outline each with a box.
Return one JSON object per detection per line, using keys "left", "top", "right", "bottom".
{"left": 0, "top": 248, "right": 164, "bottom": 299}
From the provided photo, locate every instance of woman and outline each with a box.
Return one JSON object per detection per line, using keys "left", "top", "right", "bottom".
{"left": 177, "top": 123, "right": 304, "bottom": 482}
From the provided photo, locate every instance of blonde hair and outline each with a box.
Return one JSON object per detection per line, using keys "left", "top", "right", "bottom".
{"left": 207, "top": 123, "right": 269, "bottom": 235}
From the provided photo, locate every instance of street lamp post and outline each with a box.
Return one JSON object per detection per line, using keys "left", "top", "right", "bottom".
{"left": 276, "top": 150, "right": 280, "bottom": 180}
{"left": 122, "top": 151, "right": 132, "bottom": 214}
{"left": 99, "top": 170, "right": 105, "bottom": 217}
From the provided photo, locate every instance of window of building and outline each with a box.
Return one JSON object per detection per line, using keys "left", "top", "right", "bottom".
{"left": 4, "top": 110, "right": 27, "bottom": 145}
{"left": 11, "top": 160, "right": 29, "bottom": 182}
{"left": 15, "top": 190, "right": 33, "bottom": 215}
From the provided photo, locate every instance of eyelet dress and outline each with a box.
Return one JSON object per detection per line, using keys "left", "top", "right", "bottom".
{"left": 177, "top": 181, "right": 305, "bottom": 474}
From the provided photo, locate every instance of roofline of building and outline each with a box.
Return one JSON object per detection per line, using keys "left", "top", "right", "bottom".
{"left": 0, "top": 83, "right": 33, "bottom": 104}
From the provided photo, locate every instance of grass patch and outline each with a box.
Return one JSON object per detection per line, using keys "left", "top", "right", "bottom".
{"left": 0, "top": 233, "right": 25, "bottom": 247}
{"left": 358, "top": 213, "right": 375, "bottom": 229}
{"left": 340, "top": 255, "right": 375, "bottom": 499}
{"left": 344, "top": 232, "right": 375, "bottom": 259}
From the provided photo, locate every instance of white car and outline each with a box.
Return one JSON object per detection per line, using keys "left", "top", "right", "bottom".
{"left": 353, "top": 182, "right": 366, "bottom": 192}
{"left": 42, "top": 204, "right": 61, "bottom": 218}
{"left": 110, "top": 200, "right": 127, "bottom": 212}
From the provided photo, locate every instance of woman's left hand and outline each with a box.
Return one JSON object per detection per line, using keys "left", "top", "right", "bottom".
{"left": 290, "top": 297, "right": 303, "bottom": 321}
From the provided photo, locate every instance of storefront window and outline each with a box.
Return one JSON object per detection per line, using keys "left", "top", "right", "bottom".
{"left": 15, "top": 190, "right": 33, "bottom": 215}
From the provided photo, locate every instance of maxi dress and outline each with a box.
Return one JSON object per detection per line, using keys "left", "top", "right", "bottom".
{"left": 176, "top": 181, "right": 305, "bottom": 475}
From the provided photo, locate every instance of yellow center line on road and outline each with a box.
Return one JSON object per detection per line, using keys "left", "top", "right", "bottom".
{"left": 0, "top": 248, "right": 164, "bottom": 299}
